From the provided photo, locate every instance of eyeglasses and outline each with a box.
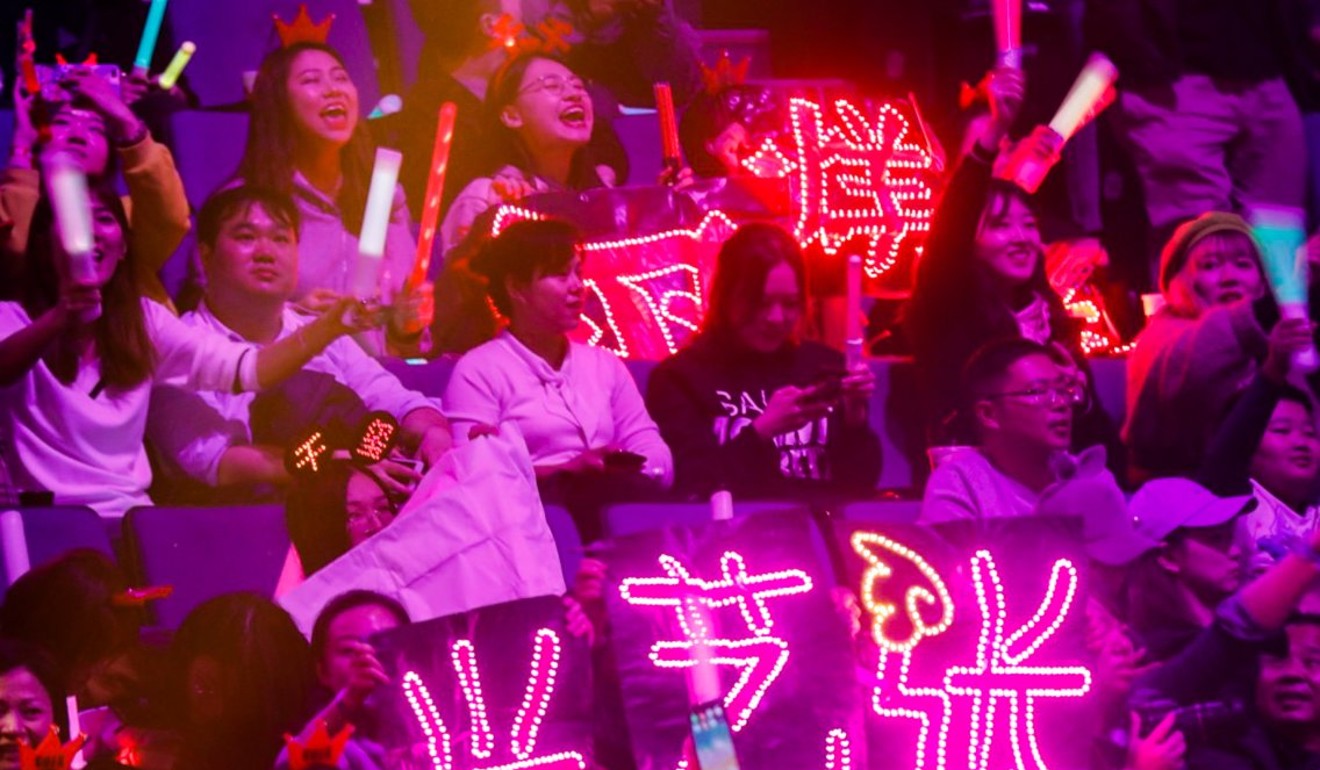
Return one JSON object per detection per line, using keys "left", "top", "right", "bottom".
{"left": 981, "top": 380, "right": 1089, "bottom": 409}
{"left": 347, "top": 501, "right": 396, "bottom": 533}
{"left": 518, "top": 74, "right": 587, "bottom": 97}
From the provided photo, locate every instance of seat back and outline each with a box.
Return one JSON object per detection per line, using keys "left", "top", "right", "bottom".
{"left": 1, "top": 506, "right": 113, "bottom": 593}
{"left": 604, "top": 500, "right": 803, "bottom": 538}
{"left": 543, "top": 504, "right": 583, "bottom": 587}
{"left": 123, "top": 505, "right": 290, "bottom": 629}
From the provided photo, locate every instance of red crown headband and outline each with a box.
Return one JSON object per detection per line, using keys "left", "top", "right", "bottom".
{"left": 274, "top": 4, "right": 335, "bottom": 47}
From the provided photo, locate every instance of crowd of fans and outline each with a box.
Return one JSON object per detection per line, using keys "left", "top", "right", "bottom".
{"left": 6, "top": 0, "right": 1320, "bottom": 768}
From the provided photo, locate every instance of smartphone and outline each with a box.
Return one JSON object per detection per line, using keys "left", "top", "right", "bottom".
{"left": 689, "top": 700, "right": 741, "bottom": 770}
{"left": 803, "top": 368, "right": 846, "bottom": 405}
{"left": 603, "top": 449, "right": 646, "bottom": 474}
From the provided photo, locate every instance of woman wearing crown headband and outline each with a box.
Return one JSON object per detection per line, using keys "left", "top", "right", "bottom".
{"left": 0, "top": 178, "right": 381, "bottom": 519}
{"left": 236, "top": 27, "right": 430, "bottom": 358}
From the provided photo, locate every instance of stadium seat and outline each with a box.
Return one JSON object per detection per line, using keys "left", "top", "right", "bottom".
{"left": 604, "top": 500, "right": 804, "bottom": 538}
{"left": 122, "top": 505, "right": 290, "bottom": 629}
{"left": 834, "top": 499, "right": 923, "bottom": 524}
{"left": 543, "top": 503, "right": 583, "bottom": 587}
{"left": 382, "top": 356, "right": 456, "bottom": 400}
{"left": 0, "top": 506, "right": 113, "bottom": 593}
{"left": 168, "top": 111, "right": 250, "bottom": 208}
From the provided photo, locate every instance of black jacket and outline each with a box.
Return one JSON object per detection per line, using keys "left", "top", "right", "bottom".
{"left": 645, "top": 332, "right": 882, "bottom": 501}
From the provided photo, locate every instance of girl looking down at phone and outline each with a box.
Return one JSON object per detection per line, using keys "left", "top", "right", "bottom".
{"left": 645, "top": 222, "right": 882, "bottom": 501}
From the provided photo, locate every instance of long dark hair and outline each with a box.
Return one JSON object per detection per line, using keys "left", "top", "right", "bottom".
{"left": 285, "top": 461, "right": 391, "bottom": 576}
{"left": 906, "top": 180, "right": 1074, "bottom": 356}
{"left": 702, "top": 222, "right": 806, "bottom": 343}
{"left": 23, "top": 186, "right": 155, "bottom": 389}
{"left": 169, "top": 593, "right": 313, "bottom": 770}
{"left": 239, "top": 42, "right": 376, "bottom": 233}
{"left": 484, "top": 52, "right": 605, "bottom": 190}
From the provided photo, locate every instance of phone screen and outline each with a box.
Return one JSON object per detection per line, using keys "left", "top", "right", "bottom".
{"left": 690, "top": 701, "right": 741, "bottom": 770}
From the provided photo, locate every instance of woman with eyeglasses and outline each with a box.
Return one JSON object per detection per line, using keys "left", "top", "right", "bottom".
{"left": 902, "top": 67, "right": 1121, "bottom": 476}
{"left": 920, "top": 338, "right": 1120, "bottom": 525}
{"left": 284, "top": 461, "right": 399, "bottom": 579}
{"left": 440, "top": 53, "right": 615, "bottom": 257}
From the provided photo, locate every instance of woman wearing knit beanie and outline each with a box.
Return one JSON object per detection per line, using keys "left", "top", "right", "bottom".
{"left": 1124, "top": 211, "right": 1271, "bottom": 482}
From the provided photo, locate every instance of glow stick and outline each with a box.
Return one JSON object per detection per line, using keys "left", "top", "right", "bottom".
{"left": 407, "top": 102, "right": 457, "bottom": 290}
{"left": 992, "top": 0, "right": 1022, "bottom": 68}
{"left": 1251, "top": 205, "right": 1318, "bottom": 372}
{"left": 654, "top": 82, "right": 681, "bottom": 176}
{"left": 1048, "top": 53, "right": 1119, "bottom": 141}
{"left": 710, "top": 489, "right": 733, "bottom": 522}
{"left": 845, "top": 255, "right": 863, "bottom": 367}
{"left": 133, "top": 0, "right": 170, "bottom": 76}
{"left": 42, "top": 152, "right": 102, "bottom": 321}
{"left": 687, "top": 602, "right": 721, "bottom": 704}
{"left": 157, "top": 41, "right": 196, "bottom": 90}
{"left": 368, "top": 94, "right": 403, "bottom": 119}
{"left": 0, "top": 510, "right": 30, "bottom": 586}
{"left": 353, "top": 147, "right": 403, "bottom": 298}
{"left": 67, "top": 695, "right": 86, "bottom": 769}
{"left": 19, "top": 9, "right": 39, "bottom": 95}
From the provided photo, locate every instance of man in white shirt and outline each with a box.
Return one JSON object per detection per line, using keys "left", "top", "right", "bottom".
{"left": 920, "top": 338, "right": 1119, "bottom": 524}
{"left": 147, "top": 186, "right": 452, "bottom": 500}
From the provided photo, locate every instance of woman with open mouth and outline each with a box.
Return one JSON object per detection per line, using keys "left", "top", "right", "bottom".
{"left": 441, "top": 52, "right": 615, "bottom": 259}
{"left": 237, "top": 41, "right": 431, "bottom": 357}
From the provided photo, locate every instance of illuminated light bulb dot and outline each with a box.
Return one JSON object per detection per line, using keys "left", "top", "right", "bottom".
{"left": 450, "top": 641, "right": 495, "bottom": 758}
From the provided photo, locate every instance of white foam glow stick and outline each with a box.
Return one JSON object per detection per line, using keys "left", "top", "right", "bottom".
{"left": 157, "top": 41, "right": 196, "bottom": 90}
{"left": 686, "top": 601, "right": 721, "bottom": 704}
{"left": 353, "top": 147, "right": 404, "bottom": 298}
{"left": 845, "top": 255, "right": 863, "bottom": 368}
{"left": 0, "top": 510, "right": 30, "bottom": 586}
{"left": 992, "top": 0, "right": 1022, "bottom": 68}
{"left": 67, "top": 695, "right": 87, "bottom": 768}
{"left": 710, "top": 489, "right": 733, "bottom": 522}
{"left": 42, "top": 152, "right": 102, "bottom": 321}
{"left": 1049, "top": 54, "right": 1119, "bottom": 141}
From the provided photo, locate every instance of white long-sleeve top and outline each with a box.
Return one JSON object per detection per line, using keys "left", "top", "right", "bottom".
{"left": 147, "top": 302, "right": 439, "bottom": 486}
{"left": 443, "top": 331, "right": 673, "bottom": 487}
{"left": 0, "top": 300, "right": 259, "bottom": 517}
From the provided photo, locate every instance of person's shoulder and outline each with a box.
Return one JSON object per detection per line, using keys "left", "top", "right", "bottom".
{"left": 0, "top": 301, "right": 29, "bottom": 331}
{"left": 928, "top": 446, "right": 995, "bottom": 480}
{"left": 453, "top": 336, "right": 511, "bottom": 370}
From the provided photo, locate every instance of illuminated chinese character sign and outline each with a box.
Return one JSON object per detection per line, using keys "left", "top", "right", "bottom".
{"left": 373, "top": 597, "right": 594, "bottom": 770}
{"left": 605, "top": 512, "right": 1093, "bottom": 770}
{"left": 491, "top": 96, "right": 937, "bottom": 361}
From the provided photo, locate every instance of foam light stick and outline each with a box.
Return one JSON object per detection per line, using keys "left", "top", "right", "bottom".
{"left": 42, "top": 152, "right": 101, "bottom": 321}
{"left": 710, "top": 489, "right": 733, "bottom": 522}
{"left": 0, "top": 510, "right": 30, "bottom": 586}
{"left": 157, "top": 41, "right": 196, "bottom": 90}
{"left": 845, "top": 255, "right": 864, "bottom": 367}
{"left": 353, "top": 147, "right": 404, "bottom": 298}
{"left": 1049, "top": 53, "right": 1119, "bottom": 140}
{"left": 1251, "top": 205, "right": 1318, "bottom": 373}
{"left": 408, "top": 102, "right": 457, "bottom": 291}
{"left": 133, "top": 0, "right": 170, "bottom": 76}
{"left": 1001, "top": 53, "right": 1118, "bottom": 193}
{"left": 654, "top": 82, "right": 681, "bottom": 180}
{"left": 992, "top": 0, "right": 1022, "bottom": 68}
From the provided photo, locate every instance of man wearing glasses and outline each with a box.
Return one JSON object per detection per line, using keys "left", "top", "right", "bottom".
{"left": 919, "top": 338, "right": 1120, "bottom": 524}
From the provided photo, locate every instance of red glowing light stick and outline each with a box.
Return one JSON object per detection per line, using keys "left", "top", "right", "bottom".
{"left": 408, "top": 102, "right": 457, "bottom": 291}
{"left": 992, "top": 0, "right": 1022, "bottom": 68}
{"left": 655, "top": 82, "right": 682, "bottom": 179}
{"left": 18, "top": 9, "right": 39, "bottom": 96}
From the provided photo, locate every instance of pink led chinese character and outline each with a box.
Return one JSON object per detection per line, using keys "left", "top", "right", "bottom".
{"left": 942, "top": 551, "right": 1091, "bottom": 770}
{"left": 402, "top": 629, "right": 587, "bottom": 770}
{"left": 620, "top": 551, "right": 814, "bottom": 733}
